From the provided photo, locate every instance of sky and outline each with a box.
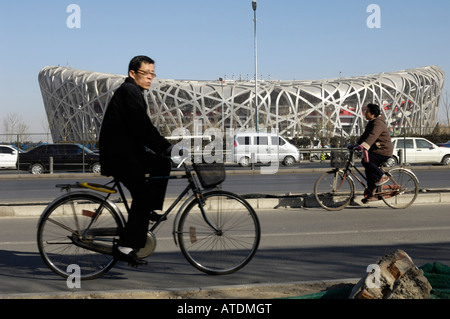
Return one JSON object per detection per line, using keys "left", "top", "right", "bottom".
{"left": 1, "top": 0, "right": 449, "bottom": 133}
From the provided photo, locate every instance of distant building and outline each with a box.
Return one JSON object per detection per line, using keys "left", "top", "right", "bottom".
{"left": 38, "top": 65, "right": 444, "bottom": 142}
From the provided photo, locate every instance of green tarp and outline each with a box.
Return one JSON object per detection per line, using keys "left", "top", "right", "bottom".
{"left": 421, "top": 262, "right": 450, "bottom": 299}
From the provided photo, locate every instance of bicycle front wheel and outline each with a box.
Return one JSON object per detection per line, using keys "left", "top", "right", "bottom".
{"left": 37, "top": 193, "right": 124, "bottom": 280}
{"left": 314, "top": 170, "right": 355, "bottom": 211}
{"left": 177, "top": 190, "right": 260, "bottom": 275}
{"left": 380, "top": 168, "right": 419, "bottom": 209}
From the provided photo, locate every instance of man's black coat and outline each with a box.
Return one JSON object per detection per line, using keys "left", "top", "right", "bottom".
{"left": 99, "top": 77, "right": 171, "bottom": 177}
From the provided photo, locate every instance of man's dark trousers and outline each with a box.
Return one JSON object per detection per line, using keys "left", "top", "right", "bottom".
{"left": 116, "top": 153, "right": 172, "bottom": 248}
{"left": 362, "top": 151, "right": 390, "bottom": 191}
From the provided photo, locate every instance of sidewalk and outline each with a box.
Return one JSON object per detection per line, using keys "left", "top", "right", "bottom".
{"left": 0, "top": 278, "right": 360, "bottom": 299}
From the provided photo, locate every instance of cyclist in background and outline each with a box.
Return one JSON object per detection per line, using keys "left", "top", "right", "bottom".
{"left": 354, "top": 103, "right": 393, "bottom": 201}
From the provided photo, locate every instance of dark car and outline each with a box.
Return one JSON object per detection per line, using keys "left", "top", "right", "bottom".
{"left": 437, "top": 140, "right": 450, "bottom": 148}
{"left": 18, "top": 143, "right": 101, "bottom": 174}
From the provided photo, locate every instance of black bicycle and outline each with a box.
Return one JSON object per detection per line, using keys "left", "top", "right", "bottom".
{"left": 314, "top": 148, "right": 419, "bottom": 211}
{"left": 37, "top": 158, "right": 260, "bottom": 280}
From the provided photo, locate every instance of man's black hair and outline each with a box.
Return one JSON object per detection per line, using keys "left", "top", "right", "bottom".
{"left": 367, "top": 103, "right": 381, "bottom": 117}
{"left": 128, "top": 55, "right": 155, "bottom": 73}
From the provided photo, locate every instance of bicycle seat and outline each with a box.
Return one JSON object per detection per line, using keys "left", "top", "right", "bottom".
{"left": 78, "top": 182, "right": 117, "bottom": 194}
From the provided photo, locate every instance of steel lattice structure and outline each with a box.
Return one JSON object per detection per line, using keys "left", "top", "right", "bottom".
{"left": 38, "top": 65, "right": 444, "bottom": 143}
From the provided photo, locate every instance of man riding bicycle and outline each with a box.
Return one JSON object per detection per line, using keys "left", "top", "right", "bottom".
{"left": 99, "top": 56, "right": 173, "bottom": 267}
{"left": 354, "top": 103, "right": 393, "bottom": 202}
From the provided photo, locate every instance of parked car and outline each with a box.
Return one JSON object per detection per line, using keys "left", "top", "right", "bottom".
{"left": 0, "top": 145, "right": 22, "bottom": 169}
{"left": 437, "top": 140, "right": 450, "bottom": 148}
{"left": 233, "top": 132, "right": 300, "bottom": 167}
{"left": 385, "top": 137, "right": 450, "bottom": 167}
{"left": 18, "top": 143, "right": 101, "bottom": 174}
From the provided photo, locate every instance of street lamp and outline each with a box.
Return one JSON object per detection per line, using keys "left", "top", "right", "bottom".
{"left": 252, "top": 0, "right": 258, "bottom": 132}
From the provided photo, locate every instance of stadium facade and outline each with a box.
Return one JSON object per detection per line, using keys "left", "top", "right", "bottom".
{"left": 38, "top": 65, "right": 445, "bottom": 143}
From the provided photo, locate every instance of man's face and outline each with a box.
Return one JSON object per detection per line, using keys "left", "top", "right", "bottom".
{"left": 365, "top": 109, "right": 375, "bottom": 121}
{"left": 129, "top": 62, "right": 156, "bottom": 90}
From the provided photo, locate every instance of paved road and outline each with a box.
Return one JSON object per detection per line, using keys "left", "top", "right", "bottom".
{"left": 1, "top": 203, "right": 450, "bottom": 296}
{"left": 1, "top": 165, "right": 450, "bottom": 203}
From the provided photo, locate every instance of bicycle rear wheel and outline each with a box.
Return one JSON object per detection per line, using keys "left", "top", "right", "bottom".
{"left": 314, "top": 170, "right": 355, "bottom": 211}
{"left": 37, "top": 193, "right": 124, "bottom": 280}
{"left": 177, "top": 190, "right": 260, "bottom": 275}
{"left": 380, "top": 168, "right": 419, "bottom": 209}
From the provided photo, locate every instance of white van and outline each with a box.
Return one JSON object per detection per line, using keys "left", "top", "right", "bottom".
{"left": 233, "top": 132, "right": 300, "bottom": 167}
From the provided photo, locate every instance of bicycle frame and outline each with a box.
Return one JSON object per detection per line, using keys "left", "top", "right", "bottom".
{"left": 50, "top": 159, "right": 222, "bottom": 251}
{"left": 337, "top": 150, "right": 419, "bottom": 196}
{"left": 337, "top": 150, "right": 368, "bottom": 191}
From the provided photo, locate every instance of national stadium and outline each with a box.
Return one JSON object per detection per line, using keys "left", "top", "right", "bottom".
{"left": 38, "top": 65, "right": 445, "bottom": 143}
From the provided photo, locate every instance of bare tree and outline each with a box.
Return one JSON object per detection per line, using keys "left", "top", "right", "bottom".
{"left": 41, "top": 115, "right": 53, "bottom": 143}
{"left": 2, "top": 113, "right": 30, "bottom": 144}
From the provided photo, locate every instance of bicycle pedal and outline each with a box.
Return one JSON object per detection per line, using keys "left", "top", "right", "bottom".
{"left": 148, "top": 211, "right": 167, "bottom": 222}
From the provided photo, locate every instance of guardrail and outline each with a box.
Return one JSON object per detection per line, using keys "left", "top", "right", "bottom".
{"left": 8, "top": 147, "right": 348, "bottom": 174}
{"left": 188, "top": 147, "right": 347, "bottom": 163}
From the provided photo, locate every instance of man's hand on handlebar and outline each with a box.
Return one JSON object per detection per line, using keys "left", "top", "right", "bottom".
{"left": 163, "top": 144, "right": 174, "bottom": 156}
{"left": 347, "top": 144, "right": 364, "bottom": 151}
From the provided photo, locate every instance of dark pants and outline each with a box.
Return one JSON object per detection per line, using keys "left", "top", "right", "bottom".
{"left": 116, "top": 154, "right": 172, "bottom": 248}
{"left": 361, "top": 151, "right": 390, "bottom": 193}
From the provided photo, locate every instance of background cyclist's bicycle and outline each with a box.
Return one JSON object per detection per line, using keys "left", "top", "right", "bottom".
{"left": 37, "top": 159, "right": 260, "bottom": 280}
{"left": 314, "top": 148, "right": 419, "bottom": 211}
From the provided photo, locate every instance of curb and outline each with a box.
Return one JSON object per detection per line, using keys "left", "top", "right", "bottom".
{"left": 1, "top": 189, "right": 450, "bottom": 218}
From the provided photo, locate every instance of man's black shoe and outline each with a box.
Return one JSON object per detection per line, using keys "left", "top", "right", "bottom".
{"left": 361, "top": 195, "right": 381, "bottom": 204}
{"left": 148, "top": 211, "right": 167, "bottom": 222}
{"left": 113, "top": 247, "right": 148, "bottom": 267}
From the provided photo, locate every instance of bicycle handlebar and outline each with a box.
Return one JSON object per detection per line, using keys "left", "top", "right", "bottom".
{"left": 346, "top": 145, "right": 363, "bottom": 152}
